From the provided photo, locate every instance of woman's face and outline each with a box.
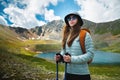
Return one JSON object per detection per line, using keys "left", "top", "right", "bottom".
{"left": 67, "top": 15, "right": 78, "bottom": 27}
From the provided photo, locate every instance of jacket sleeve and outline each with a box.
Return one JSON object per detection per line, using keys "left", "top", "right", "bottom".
{"left": 60, "top": 48, "right": 66, "bottom": 55}
{"left": 71, "top": 32, "right": 94, "bottom": 64}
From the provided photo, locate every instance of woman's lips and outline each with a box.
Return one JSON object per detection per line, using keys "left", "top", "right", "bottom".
{"left": 70, "top": 21, "right": 74, "bottom": 24}
{"left": 70, "top": 22, "right": 74, "bottom": 24}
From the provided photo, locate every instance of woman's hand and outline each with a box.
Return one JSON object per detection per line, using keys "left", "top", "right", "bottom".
{"left": 63, "top": 55, "right": 71, "bottom": 63}
{"left": 55, "top": 55, "right": 61, "bottom": 62}
{"left": 54, "top": 53, "right": 63, "bottom": 62}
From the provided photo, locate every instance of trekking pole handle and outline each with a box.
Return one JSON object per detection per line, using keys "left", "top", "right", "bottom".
{"left": 65, "top": 52, "right": 71, "bottom": 56}
{"left": 56, "top": 53, "right": 64, "bottom": 62}
{"left": 65, "top": 52, "right": 71, "bottom": 63}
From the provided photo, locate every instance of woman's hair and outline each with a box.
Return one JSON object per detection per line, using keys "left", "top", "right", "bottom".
{"left": 62, "top": 23, "right": 81, "bottom": 49}
{"left": 62, "top": 25, "right": 70, "bottom": 49}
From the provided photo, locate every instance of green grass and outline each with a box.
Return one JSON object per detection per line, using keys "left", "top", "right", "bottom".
{"left": 15, "top": 53, "right": 64, "bottom": 72}
{"left": 94, "top": 20, "right": 120, "bottom": 35}
{"left": 89, "top": 64, "right": 120, "bottom": 80}
{"left": 0, "top": 49, "right": 63, "bottom": 80}
{"left": 35, "top": 44, "right": 61, "bottom": 52}
{"left": 21, "top": 39, "right": 61, "bottom": 53}
{"left": 101, "top": 42, "right": 120, "bottom": 53}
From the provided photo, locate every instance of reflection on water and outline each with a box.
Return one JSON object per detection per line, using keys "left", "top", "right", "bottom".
{"left": 35, "top": 51, "right": 120, "bottom": 64}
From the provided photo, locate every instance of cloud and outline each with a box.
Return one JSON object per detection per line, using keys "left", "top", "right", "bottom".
{"left": 45, "top": 8, "right": 61, "bottom": 21}
{"left": 0, "top": 16, "right": 8, "bottom": 25}
{"left": 2, "top": 0, "right": 61, "bottom": 28}
{"left": 75, "top": 0, "right": 120, "bottom": 23}
{"left": 4, "top": 5, "right": 46, "bottom": 28}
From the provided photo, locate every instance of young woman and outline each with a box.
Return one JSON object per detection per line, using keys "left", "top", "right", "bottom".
{"left": 55, "top": 13, "right": 94, "bottom": 80}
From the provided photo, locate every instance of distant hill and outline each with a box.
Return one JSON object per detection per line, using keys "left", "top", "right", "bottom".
{"left": 0, "top": 24, "right": 19, "bottom": 41}
{"left": 94, "top": 19, "right": 120, "bottom": 35}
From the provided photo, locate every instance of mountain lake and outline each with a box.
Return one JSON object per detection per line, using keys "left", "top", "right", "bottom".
{"left": 35, "top": 50, "right": 120, "bottom": 64}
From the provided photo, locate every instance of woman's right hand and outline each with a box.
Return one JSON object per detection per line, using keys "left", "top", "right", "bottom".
{"left": 54, "top": 53, "right": 63, "bottom": 62}
{"left": 55, "top": 55, "right": 61, "bottom": 62}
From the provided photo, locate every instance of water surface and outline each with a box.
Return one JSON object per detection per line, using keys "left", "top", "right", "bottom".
{"left": 35, "top": 51, "right": 120, "bottom": 64}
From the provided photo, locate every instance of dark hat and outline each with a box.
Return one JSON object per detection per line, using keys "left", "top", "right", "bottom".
{"left": 64, "top": 13, "right": 83, "bottom": 26}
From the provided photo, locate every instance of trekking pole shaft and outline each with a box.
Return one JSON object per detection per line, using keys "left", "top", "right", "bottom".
{"left": 64, "top": 62, "right": 67, "bottom": 80}
{"left": 56, "top": 61, "right": 58, "bottom": 80}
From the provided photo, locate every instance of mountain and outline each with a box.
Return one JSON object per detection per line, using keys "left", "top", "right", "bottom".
{"left": 92, "top": 19, "right": 120, "bottom": 48}
{"left": 9, "top": 20, "right": 64, "bottom": 40}
{"left": 30, "top": 20, "right": 64, "bottom": 40}
{"left": 94, "top": 19, "right": 120, "bottom": 35}
{"left": 10, "top": 27, "right": 39, "bottom": 40}
{"left": 0, "top": 24, "right": 20, "bottom": 43}
{"left": 7, "top": 19, "right": 120, "bottom": 41}
{"left": 0, "top": 18, "right": 120, "bottom": 51}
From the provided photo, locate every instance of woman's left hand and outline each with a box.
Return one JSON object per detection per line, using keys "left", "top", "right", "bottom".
{"left": 63, "top": 55, "right": 71, "bottom": 63}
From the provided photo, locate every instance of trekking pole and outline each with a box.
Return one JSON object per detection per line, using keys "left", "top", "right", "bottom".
{"left": 64, "top": 53, "right": 71, "bottom": 80}
{"left": 56, "top": 53, "right": 62, "bottom": 80}
{"left": 56, "top": 61, "right": 58, "bottom": 80}
{"left": 64, "top": 62, "right": 67, "bottom": 80}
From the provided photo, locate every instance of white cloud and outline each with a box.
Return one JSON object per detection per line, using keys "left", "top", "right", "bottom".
{"left": 75, "top": 0, "right": 120, "bottom": 23}
{"left": 4, "top": 5, "right": 46, "bottom": 28}
{"left": 3, "top": 0, "right": 60, "bottom": 28}
{"left": 0, "top": 16, "right": 8, "bottom": 25}
{"left": 45, "top": 8, "right": 61, "bottom": 21}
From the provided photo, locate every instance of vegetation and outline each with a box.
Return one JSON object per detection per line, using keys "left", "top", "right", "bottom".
{"left": 101, "top": 42, "right": 120, "bottom": 53}
{"left": 35, "top": 44, "right": 61, "bottom": 52}
{"left": 90, "top": 64, "right": 120, "bottom": 80}
{"left": 0, "top": 48, "right": 64, "bottom": 80}
{"left": 0, "top": 25, "right": 63, "bottom": 79}
{"left": 94, "top": 41, "right": 109, "bottom": 49}
{"left": 94, "top": 19, "right": 120, "bottom": 35}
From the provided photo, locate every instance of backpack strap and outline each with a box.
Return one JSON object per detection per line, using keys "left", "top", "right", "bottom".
{"left": 79, "top": 29, "right": 92, "bottom": 64}
{"left": 79, "top": 29, "right": 87, "bottom": 53}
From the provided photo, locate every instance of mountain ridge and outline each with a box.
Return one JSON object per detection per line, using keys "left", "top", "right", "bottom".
{"left": 5, "top": 19, "right": 120, "bottom": 40}
{"left": 0, "top": 18, "right": 120, "bottom": 51}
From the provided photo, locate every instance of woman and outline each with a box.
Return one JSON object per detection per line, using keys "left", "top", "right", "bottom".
{"left": 55, "top": 13, "right": 94, "bottom": 80}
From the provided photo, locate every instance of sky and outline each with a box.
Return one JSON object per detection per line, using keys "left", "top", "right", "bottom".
{"left": 0, "top": 0, "right": 120, "bottom": 28}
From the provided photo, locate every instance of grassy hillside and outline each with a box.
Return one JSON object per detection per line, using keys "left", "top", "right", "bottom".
{"left": 101, "top": 42, "right": 120, "bottom": 53}
{"left": 94, "top": 19, "right": 120, "bottom": 35}
{"left": 93, "top": 33, "right": 120, "bottom": 53}
{"left": 0, "top": 25, "right": 64, "bottom": 80}
{"left": 91, "top": 19, "right": 120, "bottom": 53}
